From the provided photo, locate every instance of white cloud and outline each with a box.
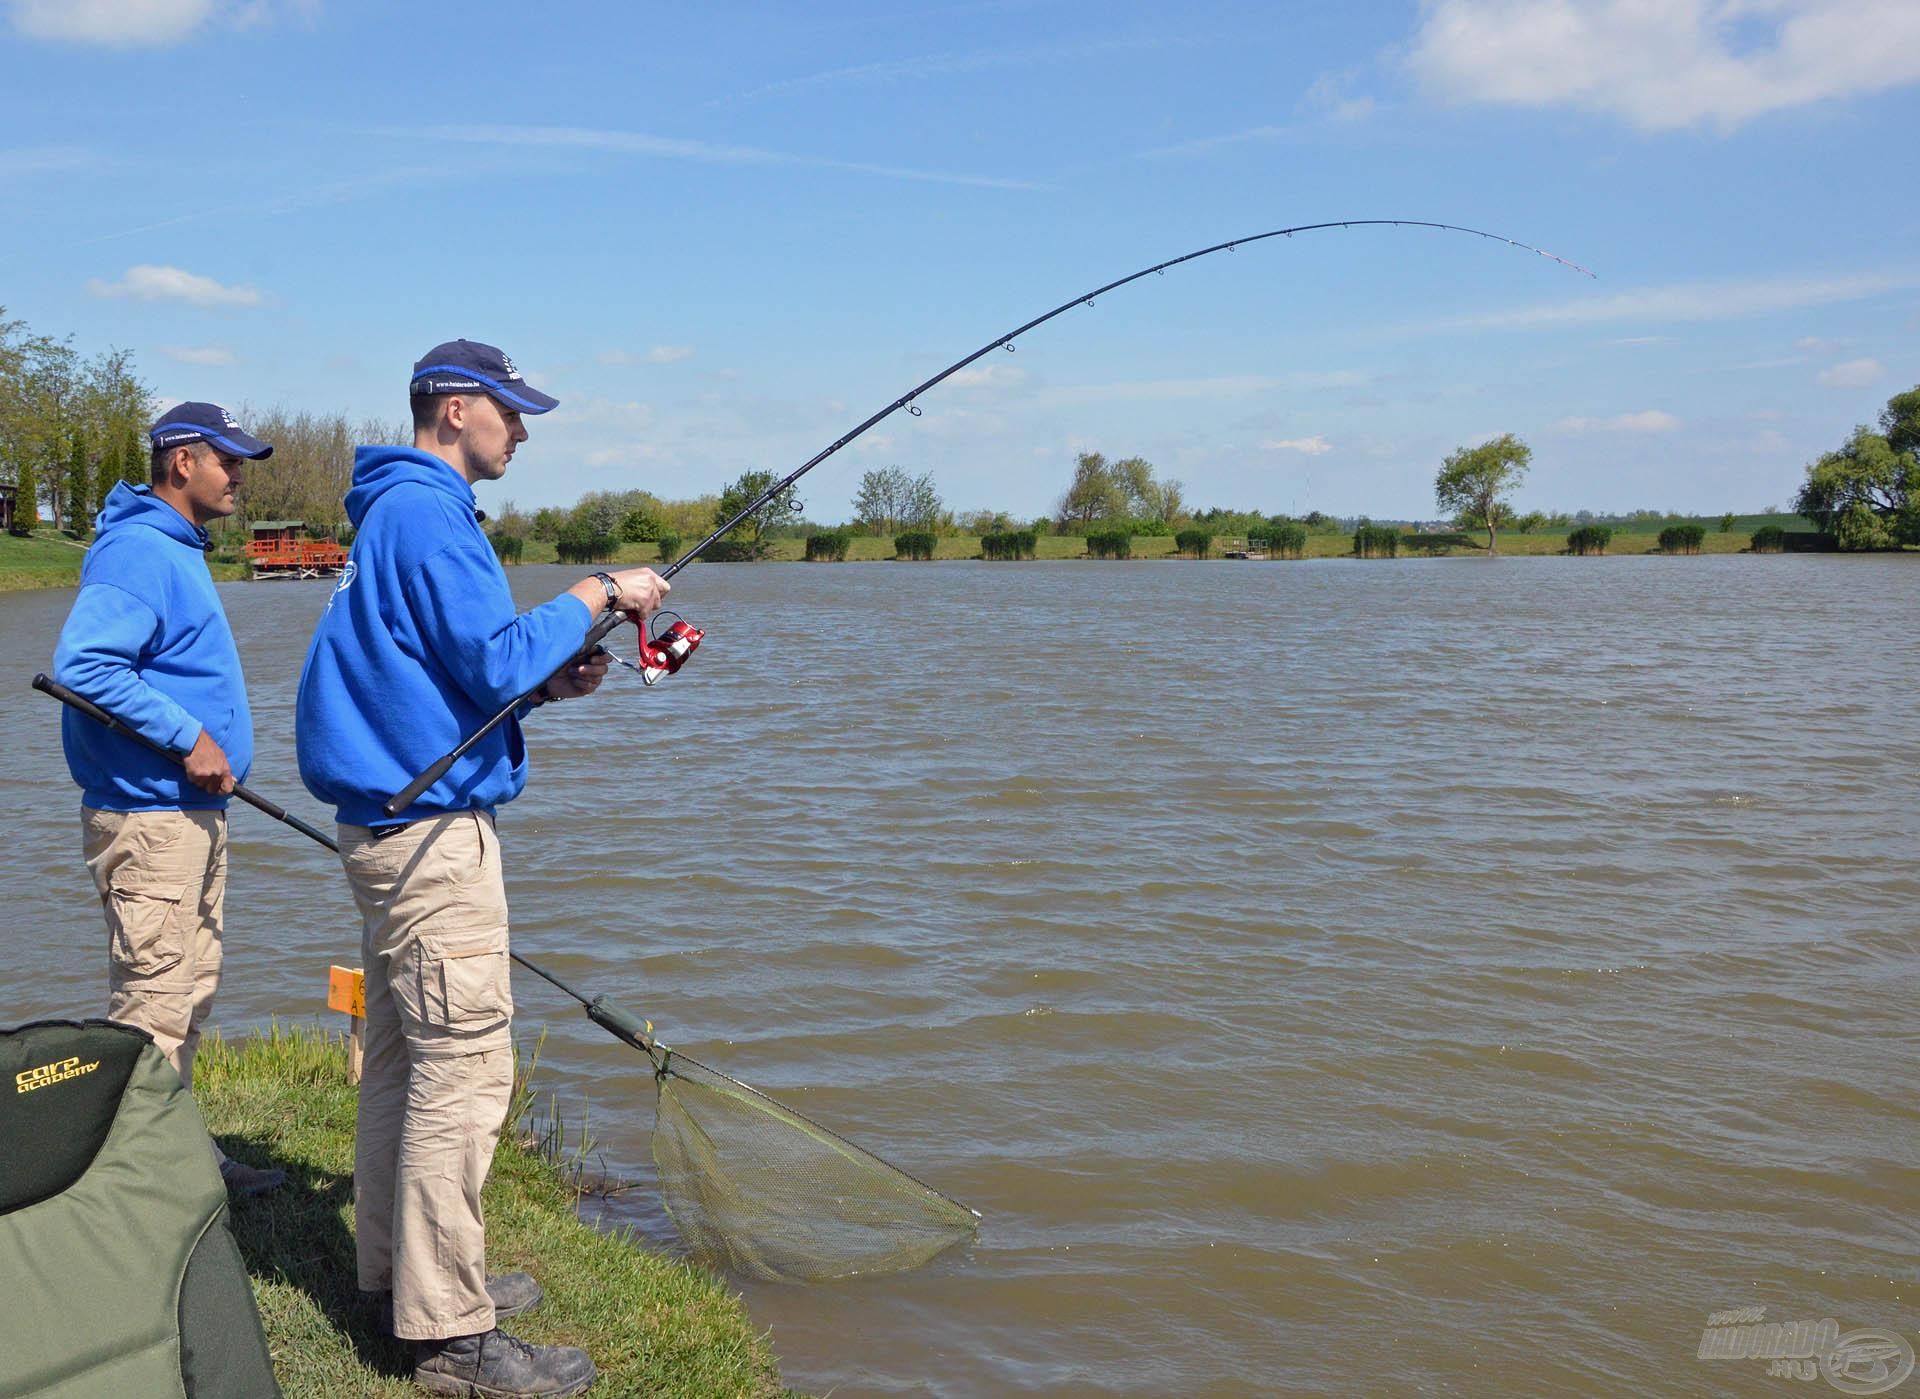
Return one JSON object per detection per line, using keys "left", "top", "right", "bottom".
{"left": 1424, "top": 271, "right": 1919, "bottom": 332}
{"left": 6, "top": 0, "right": 314, "bottom": 46}
{"left": 1554, "top": 410, "right": 1683, "bottom": 433}
{"left": 9, "top": 0, "right": 211, "bottom": 45}
{"left": 947, "top": 364, "right": 1027, "bottom": 390}
{"left": 87, "top": 265, "right": 262, "bottom": 307}
{"left": 1793, "top": 335, "right": 1847, "bottom": 354}
{"left": 1816, "top": 357, "right": 1884, "bottom": 387}
{"left": 1408, "top": 0, "right": 1920, "bottom": 132}
{"left": 1263, "top": 435, "right": 1334, "bottom": 454}
{"left": 158, "top": 344, "right": 235, "bottom": 366}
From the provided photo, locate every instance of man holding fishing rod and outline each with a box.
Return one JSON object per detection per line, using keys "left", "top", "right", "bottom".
{"left": 52, "top": 401, "right": 288, "bottom": 1199}
{"left": 296, "top": 339, "right": 665, "bottom": 1399}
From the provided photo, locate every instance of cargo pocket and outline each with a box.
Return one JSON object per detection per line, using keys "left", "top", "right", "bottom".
{"left": 106, "top": 875, "right": 188, "bottom": 982}
{"left": 419, "top": 939, "right": 512, "bottom": 1037}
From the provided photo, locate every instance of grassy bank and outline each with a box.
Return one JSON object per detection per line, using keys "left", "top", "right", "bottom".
{"left": 0, "top": 529, "right": 249, "bottom": 591}
{"left": 194, "top": 1024, "right": 792, "bottom": 1399}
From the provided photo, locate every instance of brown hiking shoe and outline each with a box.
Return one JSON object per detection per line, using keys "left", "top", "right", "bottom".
{"left": 413, "top": 1328, "right": 596, "bottom": 1398}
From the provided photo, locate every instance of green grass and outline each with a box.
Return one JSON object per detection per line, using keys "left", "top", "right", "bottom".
{"left": 0, "top": 529, "right": 248, "bottom": 590}
{"left": 194, "top": 1023, "right": 794, "bottom": 1399}
{"left": 0, "top": 530, "right": 89, "bottom": 590}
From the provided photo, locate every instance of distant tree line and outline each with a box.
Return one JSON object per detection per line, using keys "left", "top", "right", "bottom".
{"left": 0, "top": 307, "right": 150, "bottom": 533}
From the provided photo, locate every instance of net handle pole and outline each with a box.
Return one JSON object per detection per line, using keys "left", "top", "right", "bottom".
{"left": 32, "top": 672, "right": 641, "bottom": 1052}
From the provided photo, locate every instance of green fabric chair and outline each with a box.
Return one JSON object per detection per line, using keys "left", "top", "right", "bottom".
{"left": 0, "top": 1018, "right": 281, "bottom": 1398}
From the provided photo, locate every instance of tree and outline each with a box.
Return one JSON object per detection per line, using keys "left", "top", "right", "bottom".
{"left": 853, "top": 466, "right": 939, "bottom": 534}
{"left": 1435, "top": 433, "right": 1531, "bottom": 554}
{"left": 714, "top": 468, "right": 794, "bottom": 560}
{"left": 11, "top": 455, "right": 35, "bottom": 533}
{"left": 899, "top": 470, "right": 942, "bottom": 529}
{"left": 1110, "top": 456, "right": 1161, "bottom": 520}
{"left": 64, "top": 428, "right": 90, "bottom": 531}
{"left": 853, "top": 466, "right": 909, "bottom": 534}
{"left": 1793, "top": 387, "right": 1920, "bottom": 550}
{"left": 1057, "top": 451, "right": 1123, "bottom": 528}
{"left": 95, "top": 431, "right": 123, "bottom": 517}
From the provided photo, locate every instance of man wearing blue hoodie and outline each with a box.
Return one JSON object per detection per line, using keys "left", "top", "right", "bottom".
{"left": 53, "top": 400, "right": 285, "bottom": 1197}
{"left": 297, "top": 340, "right": 666, "bottom": 1399}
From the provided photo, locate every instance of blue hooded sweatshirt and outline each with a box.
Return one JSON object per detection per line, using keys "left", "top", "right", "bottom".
{"left": 296, "top": 446, "right": 593, "bottom": 827}
{"left": 54, "top": 482, "right": 253, "bottom": 812}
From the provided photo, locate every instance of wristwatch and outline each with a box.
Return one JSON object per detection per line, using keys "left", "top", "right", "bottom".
{"left": 591, "top": 571, "right": 620, "bottom": 611}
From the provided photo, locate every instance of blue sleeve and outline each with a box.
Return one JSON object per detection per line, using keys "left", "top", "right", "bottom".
{"left": 402, "top": 536, "right": 595, "bottom": 711}
{"left": 52, "top": 582, "right": 203, "bottom": 753}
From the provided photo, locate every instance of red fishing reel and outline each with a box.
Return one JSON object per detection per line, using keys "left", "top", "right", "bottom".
{"left": 637, "top": 612, "right": 704, "bottom": 686}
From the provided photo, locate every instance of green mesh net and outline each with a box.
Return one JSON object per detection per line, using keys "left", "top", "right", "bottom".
{"left": 649, "top": 1050, "right": 979, "bottom": 1283}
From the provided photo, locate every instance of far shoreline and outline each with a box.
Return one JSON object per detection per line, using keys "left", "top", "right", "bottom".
{"left": 6, "top": 524, "right": 1904, "bottom": 594}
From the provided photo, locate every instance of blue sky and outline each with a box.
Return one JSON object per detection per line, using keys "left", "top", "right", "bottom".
{"left": 2, "top": 0, "right": 1916, "bottom": 521}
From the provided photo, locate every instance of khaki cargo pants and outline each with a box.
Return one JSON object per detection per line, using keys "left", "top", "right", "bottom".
{"left": 82, "top": 806, "right": 227, "bottom": 1100}
{"left": 340, "top": 811, "right": 515, "bottom": 1343}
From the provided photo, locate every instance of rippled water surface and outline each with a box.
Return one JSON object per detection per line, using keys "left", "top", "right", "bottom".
{"left": 3, "top": 556, "right": 1916, "bottom": 1397}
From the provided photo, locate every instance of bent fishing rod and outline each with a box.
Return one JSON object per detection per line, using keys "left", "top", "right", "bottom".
{"left": 32, "top": 673, "right": 656, "bottom": 1051}
{"left": 389, "top": 218, "right": 1595, "bottom": 816}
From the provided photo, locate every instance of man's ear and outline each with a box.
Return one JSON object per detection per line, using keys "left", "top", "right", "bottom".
{"left": 443, "top": 395, "right": 468, "bottom": 433}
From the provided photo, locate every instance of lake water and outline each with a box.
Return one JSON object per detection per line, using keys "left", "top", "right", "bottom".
{"left": 2, "top": 555, "right": 1916, "bottom": 1397}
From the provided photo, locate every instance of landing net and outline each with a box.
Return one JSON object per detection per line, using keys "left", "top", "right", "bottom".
{"left": 649, "top": 1049, "right": 979, "bottom": 1283}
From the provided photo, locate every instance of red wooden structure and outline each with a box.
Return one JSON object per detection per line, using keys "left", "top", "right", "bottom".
{"left": 245, "top": 526, "right": 348, "bottom": 579}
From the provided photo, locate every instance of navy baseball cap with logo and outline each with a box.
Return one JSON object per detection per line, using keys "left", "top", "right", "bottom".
{"left": 409, "top": 339, "right": 559, "bottom": 414}
{"left": 148, "top": 402, "right": 275, "bottom": 459}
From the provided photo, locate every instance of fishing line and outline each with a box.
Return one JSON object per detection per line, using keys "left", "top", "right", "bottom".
{"left": 387, "top": 218, "right": 1593, "bottom": 817}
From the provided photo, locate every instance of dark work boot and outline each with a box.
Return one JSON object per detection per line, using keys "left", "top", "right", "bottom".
{"left": 413, "top": 1328, "right": 596, "bottom": 1398}
{"left": 369, "top": 1272, "right": 546, "bottom": 1335}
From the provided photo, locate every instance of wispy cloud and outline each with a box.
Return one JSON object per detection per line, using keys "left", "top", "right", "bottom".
{"left": 710, "top": 32, "right": 1184, "bottom": 108}
{"left": 598, "top": 346, "right": 694, "bottom": 367}
{"left": 1263, "top": 435, "right": 1333, "bottom": 454}
{"left": 83, "top": 165, "right": 441, "bottom": 244}
{"left": 1138, "top": 124, "right": 1307, "bottom": 160}
{"left": 158, "top": 344, "right": 236, "bottom": 366}
{"left": 87, "top": 265, "right": 263, "bottom": 307}
{"left": 1408, "top": 0, "right": 1920, "bottom": 133}
{"left": 418, "top": 123, "right": 1042, "bottom": 191}
{"left": 1554, "top": 410, "right": 1682, "bottom": 433}
{"left": 1792, "top": 335, "right": 1848, "bottom": 354}
{"left": 1303, "top": 70, "right": 1377, "bottom": 123}
{"left": 0, "top": 144, "right": 100, "bottom": 178}
{"left": 1816, "top": 357, "right": 1884, "bottom": 388}
{"left": 1416, "top": 271, "right": 1920, "bottom": 333}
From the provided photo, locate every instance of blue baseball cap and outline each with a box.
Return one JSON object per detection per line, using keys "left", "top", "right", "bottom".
{"left": 409, "top": 339, "right": 559, "bottom": 414}
{"left": 148, "top": 402, "right": 275, "bottom": 459}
